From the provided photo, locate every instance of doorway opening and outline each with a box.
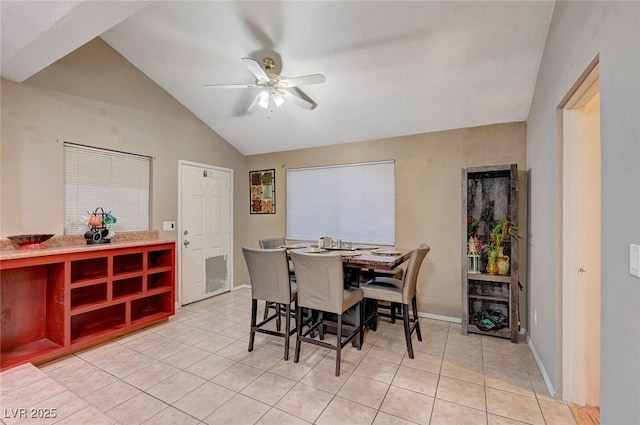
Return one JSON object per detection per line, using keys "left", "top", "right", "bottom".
{"left": 558, "top": 57, "right": 601, "bottom": 410}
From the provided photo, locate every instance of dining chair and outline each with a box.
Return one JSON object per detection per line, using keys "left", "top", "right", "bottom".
{"left": 364, "top": 267, "right": 404, "bottom": 325}
{"left": 290, "top": 251, "right": 363, "bottom": 376}
{"left": 258, "top": 236, "right": 290, "bottom": 325}
{"left": 258, "top": 236, "right": 286, "bottom": 249}
{"left": 360, "top": 244, "right": 430, "bottom": 358}
{"left": 242, "top": 247, "right": 297, "bottom": 360}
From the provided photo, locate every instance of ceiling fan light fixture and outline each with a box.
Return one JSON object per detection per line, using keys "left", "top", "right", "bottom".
{"left": 258, "top": 90, "right": 270, "bottom": 109}
{"left": 205, "top": 57, "right": 325, "bottom": 112}
{"left": 272, "top": 90, "right": 285, "bottom": 107}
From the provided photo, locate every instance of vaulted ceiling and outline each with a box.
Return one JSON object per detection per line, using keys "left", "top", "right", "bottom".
{"left": 1, "top": 1, "right": 555, "bottom": 155}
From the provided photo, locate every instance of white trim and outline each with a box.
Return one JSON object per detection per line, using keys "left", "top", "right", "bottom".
{"left": 527, "top": 330, "right": 556, "bottom": 398}
{"left": 559, "top": 63, "right": 601, "bottom": 406}
{"left": 177, "top": 160, "right": 234, "bottom": 307}
{"left": 418, "top": 312, "right": 461, "bottom": 324}
{"left": 232, "top": 284, "right": 251, "bottom": 291}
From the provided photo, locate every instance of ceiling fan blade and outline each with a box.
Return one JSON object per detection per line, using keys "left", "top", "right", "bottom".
{"left": 279, "top": 74, "right": 326, "bottom": 88}
{"left": 247, "top": 93, "right": 261, "bottom": 113}
{"left": 203, "top": 83, "right": 259, "bottom": 89}
{"left": 241, "top": 57, "right": 269, "bottom": 81}
{"left": 283, "top": 88, "right": 318, "bottom": 110}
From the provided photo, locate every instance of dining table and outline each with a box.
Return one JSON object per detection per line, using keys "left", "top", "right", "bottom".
{"left": 281, "top": 244, "right": 412, "bottom": 347}
{"left": 280, "top": 244, "right": 412, "bottom": 275}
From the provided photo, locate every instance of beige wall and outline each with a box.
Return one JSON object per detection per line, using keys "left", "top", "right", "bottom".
{"left": 244, "top": 122, "right": 527, "bottom": 321}
{"left": 0, "top": 38, "right": 247, "bottom": 288}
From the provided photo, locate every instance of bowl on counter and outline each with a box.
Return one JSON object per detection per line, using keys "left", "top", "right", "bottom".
{"left": 7, "top": 234, "right": 55, "bottom": 251}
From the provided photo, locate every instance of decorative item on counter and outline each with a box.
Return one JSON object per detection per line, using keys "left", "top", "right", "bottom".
{"left": 7, "top": 234, "right": 55, "bottom": 251}
{"left": 84, "top": 207, "right": 117, "bottom": 244}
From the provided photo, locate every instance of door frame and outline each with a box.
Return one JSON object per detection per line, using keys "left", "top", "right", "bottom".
{"left": 556, "top": 56, "right": 600, "bottom": 405}
{"left": 177, "top": 160, "right": 234, "bottom": 307}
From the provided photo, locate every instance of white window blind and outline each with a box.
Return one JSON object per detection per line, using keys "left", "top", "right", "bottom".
{"left": 286, "top": 161, "right": 395, "bottom": 244}
{"left": 64, "top": 143, "right": 151, "bottom": 235}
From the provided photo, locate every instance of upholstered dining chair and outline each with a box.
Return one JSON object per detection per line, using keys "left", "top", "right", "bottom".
{"left": 242, "top": 247, "right": 297, "bottom": 360}
{"left": 258, "top": 236, "right": 286, "bottom": 249}
{"left": 290, "top": 251, "right": 363, "bottom": 376}
{"left": 258, "top": 236, "right": 290, "bottom": 325}
{"left": 360, "top": 244, "right": 430, "bottom": 358}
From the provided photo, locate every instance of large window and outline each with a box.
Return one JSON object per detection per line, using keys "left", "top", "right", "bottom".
{"left": 286, "top": 161, "right": 395, "bottom": 244}
{"left": 64, "top": 143, "right": 151, "bottom": 235}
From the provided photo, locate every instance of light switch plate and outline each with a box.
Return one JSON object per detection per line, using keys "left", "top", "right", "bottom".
{"left": 631, "top": 244, "right": 640, "bottom": 278}
{"left": 163, "top": 221, "right": 176, "bottom": 231}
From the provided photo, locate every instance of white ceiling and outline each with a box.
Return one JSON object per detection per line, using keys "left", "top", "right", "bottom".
{"left": 1, "top": 1, "right": 555, "bottom": 155}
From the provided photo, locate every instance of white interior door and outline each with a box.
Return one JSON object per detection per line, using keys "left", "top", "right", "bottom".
{"left": 561, "top": 66, "right": 601, "bottom": 407}
{"left": 180, "top": 162, "right": 232, "bottom": 305}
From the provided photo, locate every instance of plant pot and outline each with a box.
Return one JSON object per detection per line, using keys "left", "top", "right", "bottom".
{"left": 487, "top": 252, "right": 499, "bottom": 275}
{"left": 497, "top": 255, "right": 510, "bottom": 275}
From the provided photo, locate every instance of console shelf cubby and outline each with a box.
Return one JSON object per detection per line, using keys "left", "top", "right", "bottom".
{"left": 0, "top": 241, "right": 175, "bottom": 370}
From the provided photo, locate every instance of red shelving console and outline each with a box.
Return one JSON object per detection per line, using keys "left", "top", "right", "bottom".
{"left": 0, "top": 241, "right": 175, "bottom": 370}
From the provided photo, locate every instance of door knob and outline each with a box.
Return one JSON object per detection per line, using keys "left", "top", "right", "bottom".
{"left": 183, "top": 240, "right": 190, "bottom": 247}
{"left": 579, "top": 267, "right": 586, "bottom": 273}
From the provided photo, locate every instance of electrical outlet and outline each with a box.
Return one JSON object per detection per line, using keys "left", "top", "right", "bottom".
{"left": 534, "top": 309, "right": 538, "bottom": 326}
{"left": 162, "top": 221, "right": 175, "bottom": 231}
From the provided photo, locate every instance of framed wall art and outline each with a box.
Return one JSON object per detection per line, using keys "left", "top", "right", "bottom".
{"left": 249, "top": 169, "right": 275, "bottom": 214}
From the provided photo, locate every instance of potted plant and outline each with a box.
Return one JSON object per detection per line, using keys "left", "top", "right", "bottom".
{"left": 487, "top": 217, "right": 519, "bottom": 275}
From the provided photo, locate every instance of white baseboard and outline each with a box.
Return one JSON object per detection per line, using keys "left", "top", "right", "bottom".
{"left": 418, "top": 312, "right": 461, "bottom": 324}
{"left": 232, "top": 284, "right": 250, "bottom": 291}
{"left": 526, "top": 331, "right": 556, "bottom": 398}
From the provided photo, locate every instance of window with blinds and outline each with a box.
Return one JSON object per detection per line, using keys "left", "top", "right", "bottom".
{"left": 286, "top": 161, "right": 395, "bottom": 245}
{"left": 64, "top": 143, "right": 151, "bottom": 235}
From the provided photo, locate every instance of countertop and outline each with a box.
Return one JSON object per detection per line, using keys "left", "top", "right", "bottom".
{"left": 0, "top": 231, "right": 175, "bottom": 261}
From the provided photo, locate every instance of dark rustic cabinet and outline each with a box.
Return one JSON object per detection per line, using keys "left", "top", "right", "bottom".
{"left": 461, "top": 164, "right": 519, "bottom": 342}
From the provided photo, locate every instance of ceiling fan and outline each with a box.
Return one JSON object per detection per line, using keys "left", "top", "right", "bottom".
{"left": 204, "top": 57, "right": 326, "bottom": 112}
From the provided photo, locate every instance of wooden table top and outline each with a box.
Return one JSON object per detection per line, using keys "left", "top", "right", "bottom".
{"left": 343, "top": 248, "right": 412, "bottom": 270}
{"left": 284, "top": 245, "right": 412, "bottom": 270}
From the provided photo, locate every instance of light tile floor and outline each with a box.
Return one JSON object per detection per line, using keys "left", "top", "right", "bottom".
{"left": 0, "top": 289, "right": 578, "bottom": 425}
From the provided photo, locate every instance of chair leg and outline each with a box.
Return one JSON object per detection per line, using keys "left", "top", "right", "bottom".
{"left": 319, "top": 312, "right": 325, "bottom": 340}
{"left": 356, "top": 301, "right": 362, "bottom": 351}
{"left": 402, "top": 304, "right": 414, "bottom": 359}
{"left": 263, "top": 301, "right": 270, "bottom": 320}
{"left": 249, "top": 299, "right": 257, "bottom": 352}
{"left": 335, "top": 314, "right": 342, "bottom": 377}
{"left": 284, "top": 303, "right": 291, "bottom": 361}
{"left": 412, "top": 296, "right": 422, "bottom": 341}
{"left": 368, "top": 299, "right": 379, "bottom": 332}
{"left": 294, "top": 305, "right": 302, "bottom": 363}
{"left": 359, "top": 300, "right": 365, "bottom": 348}
{"left": 276, "top": 303, "right": 282, "bottom": 332}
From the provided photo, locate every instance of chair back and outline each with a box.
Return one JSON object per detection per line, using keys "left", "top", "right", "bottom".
{"left": 243, "top": 247, "right": 292, "bottom": 304}
{"left": 290, "top": 251, "right": 344, "bottom": 314}
{"left": 401, "top": 244, "right": 431, "bottom": 303}
{"left": 258, "top": 236, "right": 286, "bottom": 249}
